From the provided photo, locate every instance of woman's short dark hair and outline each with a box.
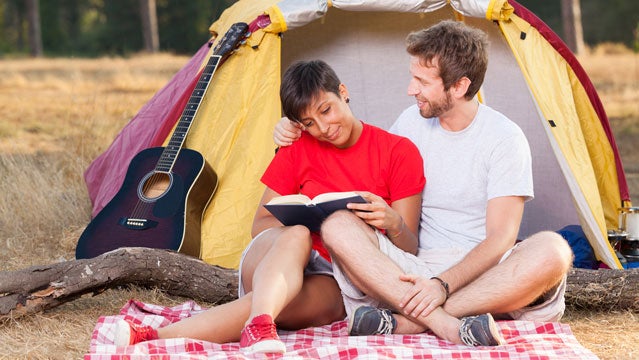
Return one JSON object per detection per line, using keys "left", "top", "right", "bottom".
{"left": 280, "top": 60, "right": 341, "bottom": 122}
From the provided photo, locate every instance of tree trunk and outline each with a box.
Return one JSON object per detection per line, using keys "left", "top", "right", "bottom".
{"left": 565, "top": 267, "right": 639, "bottom": 310}
{"left": 139, "top": 0, "right": 159, "bottom": 53}
{"left": 561, "top": 0, "right": 586, "bottom": 55}
{"left": 0, "top": 247, "right": 237, "bottom": 320}
{"left": 1, "top": 248, "right": 638, "bottom": 320}
{"left": 25, "top": 0, "right": 43, "bottom": 57}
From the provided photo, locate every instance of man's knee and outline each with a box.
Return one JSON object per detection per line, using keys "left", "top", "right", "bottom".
{"left": 320, "top": 210, "right": 359, "bottom": 248}
{"left": 323, "top": 209, "right": 358, "bottom": 228}
{"left": 522, "top": 231, "right": 574, "bottom": 272}
{"left": 320, "top": 210, "right": 379, "bottom": 256}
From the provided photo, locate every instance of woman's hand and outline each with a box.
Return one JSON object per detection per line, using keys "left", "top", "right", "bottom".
{"left": 347, "top": 191, "right": 402, "bottom": 234}
{"left": 273, "top": 117, "right": 304, "bottom": 146}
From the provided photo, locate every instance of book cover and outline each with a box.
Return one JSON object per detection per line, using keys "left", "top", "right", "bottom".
{"left": 264, "top": 192, "right": 367, "bottom": 232}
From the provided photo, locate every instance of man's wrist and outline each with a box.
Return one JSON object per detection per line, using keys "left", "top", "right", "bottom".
{"left": 430, "top": 276, "right": 450, "bottom": 301}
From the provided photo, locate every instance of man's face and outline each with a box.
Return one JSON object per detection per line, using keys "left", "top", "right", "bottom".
{"left": 407, "top": 56, "right": 453, "bottom": 119}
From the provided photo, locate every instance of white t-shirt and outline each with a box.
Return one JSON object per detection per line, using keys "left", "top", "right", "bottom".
{"left": 389, "top": 103, "right": 533, "bottom": 254}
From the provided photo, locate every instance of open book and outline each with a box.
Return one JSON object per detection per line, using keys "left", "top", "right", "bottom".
{"left": 264, "top": 191, "right": 367, "bottom": 232}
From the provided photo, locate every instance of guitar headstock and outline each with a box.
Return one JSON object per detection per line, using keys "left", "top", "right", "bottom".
{"left": 212, "top": 22, "right": 250, "bottom": 58}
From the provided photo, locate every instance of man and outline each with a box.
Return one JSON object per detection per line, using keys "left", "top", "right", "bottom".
{"left": 274, "top": 20, "right": 573, "bottom": 347}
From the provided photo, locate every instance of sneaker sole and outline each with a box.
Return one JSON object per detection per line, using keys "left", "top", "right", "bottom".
{"left": 113, "top": 319, "right": 132, "bottom": 347}
{"left": 347, "top": 312, "right": 357, "bottom": 335}
{"left": 486, "top": 315, "right": 506, "bottom": 346}
{"left": 241, "top": 339, "right": 286, "bottom": 354}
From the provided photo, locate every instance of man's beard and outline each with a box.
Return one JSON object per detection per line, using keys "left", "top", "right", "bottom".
{"left": 419, "top": 91, "right": 453, "bottom": 119}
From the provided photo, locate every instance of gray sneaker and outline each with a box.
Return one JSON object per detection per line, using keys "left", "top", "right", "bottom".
{"left": 348, "top": 306, "right": 397, "bottom": 336}
{"left": 458, "top": 313, "right": 505, "bottom": 346}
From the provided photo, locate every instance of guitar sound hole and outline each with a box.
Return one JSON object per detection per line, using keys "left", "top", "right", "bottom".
{"left": 141, "top": 172, "right": 171, "bottom": 200}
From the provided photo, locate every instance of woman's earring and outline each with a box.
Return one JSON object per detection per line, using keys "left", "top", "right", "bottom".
{"left": 345, "top": 97, "right": 350, "bottom": 103}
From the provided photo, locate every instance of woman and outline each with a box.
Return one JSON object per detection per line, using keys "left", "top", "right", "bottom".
{"left": 113, "top": 60, "right": 425, "bottom": 354}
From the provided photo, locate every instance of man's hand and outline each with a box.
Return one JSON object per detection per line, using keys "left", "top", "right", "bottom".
{"left": 398, "top": 274, "right": 447, "bottom": 319}
{"left": 274, "top": 117, "right": 303, "bottom": 146}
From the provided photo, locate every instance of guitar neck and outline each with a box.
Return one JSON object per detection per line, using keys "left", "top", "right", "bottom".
{"left": 156, "top": 54, "right": 222, "bottom": 173}
{"left": 154, "top": 22, "right": 248, "bottom": 173}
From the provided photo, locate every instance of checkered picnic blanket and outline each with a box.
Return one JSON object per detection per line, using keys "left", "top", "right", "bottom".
{"left": 85, "top": 300, "right": 600, "bottom": 359}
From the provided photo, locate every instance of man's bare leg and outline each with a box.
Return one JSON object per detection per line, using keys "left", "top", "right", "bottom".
{"left": 443, "top": 231, "right": 572, "bottom": 317}
{"left": 321, "top": 212, "right": 571, "bottom": 340}
{"left": 321, "top": 211, "right": 463, "bottom": 342}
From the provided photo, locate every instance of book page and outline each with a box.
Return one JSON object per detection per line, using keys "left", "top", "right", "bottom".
{"left": 266, "top": 194, "right": 312, "bottom": 205}
{"left": 311, "top": 191, "right": 361, "bottom": 204}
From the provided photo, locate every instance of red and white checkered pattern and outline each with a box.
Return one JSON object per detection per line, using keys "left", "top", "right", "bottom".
{"left": 85, "top": 300, "right": 600, "bottom": 359}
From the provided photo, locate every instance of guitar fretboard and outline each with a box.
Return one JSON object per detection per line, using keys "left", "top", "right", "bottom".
{"left": 156, "top": 54, "right": 222, "bottom": 173}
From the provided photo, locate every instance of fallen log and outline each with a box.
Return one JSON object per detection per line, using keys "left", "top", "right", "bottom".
{"left": 0, "top": 247, "right": 237, "bottom": 320}
{"left": 565, "top": 266, "right": 639, "bottom": 311}
{"left": 1, "top": 247, "right": 638, "bottom": 320}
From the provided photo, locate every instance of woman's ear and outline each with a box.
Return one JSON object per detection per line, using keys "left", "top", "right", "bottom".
{"left": 339, "top": 83, "right": 350, "bottom": 103}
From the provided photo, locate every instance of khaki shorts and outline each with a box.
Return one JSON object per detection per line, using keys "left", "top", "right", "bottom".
{"left": 332, "top": 230, "right": 566, "bottom": 322}
{"left": 238, "top": 228, "right": 333, "bottom": 297}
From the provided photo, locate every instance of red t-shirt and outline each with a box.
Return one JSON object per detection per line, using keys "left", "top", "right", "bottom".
{"left": 261, "top": 121, "right": 425, "bottom": 261}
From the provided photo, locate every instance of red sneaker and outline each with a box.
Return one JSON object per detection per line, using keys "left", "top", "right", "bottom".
{"left": 240, "top": 314, "right": 286, "bottom": 354}
{"left": 113, "top": 319, "right": 158, "bottom": 346}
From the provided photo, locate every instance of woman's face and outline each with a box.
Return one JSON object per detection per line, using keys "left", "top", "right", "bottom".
{"left": 298, "top": 86, "right": 360, "bottom": 148}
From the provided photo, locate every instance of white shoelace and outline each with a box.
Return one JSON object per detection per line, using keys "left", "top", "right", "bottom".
{"left": 459, "top": 317, "right": 481, "bottom": 346}
{"left": 375, "top": 310, "right": 395, "bottom": 335}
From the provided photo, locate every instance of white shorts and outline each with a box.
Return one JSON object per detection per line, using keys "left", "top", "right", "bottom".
{"left": 237, "top": 228, "right": 333, "bottom": 297}
{"left": 332, "top": 230, "right": 566, "bottom": 322}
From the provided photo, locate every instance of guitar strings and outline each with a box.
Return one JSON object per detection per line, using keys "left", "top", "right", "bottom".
{"left": 125, "top": 37, "right": 226, "bottom": 222}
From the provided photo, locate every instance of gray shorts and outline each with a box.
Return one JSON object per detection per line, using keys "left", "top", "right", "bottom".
{"left": 237, "top": 228, "right": 333, "bottom": 297}
{"left": 332, "top": 230, "right": 566, "bottom": 322}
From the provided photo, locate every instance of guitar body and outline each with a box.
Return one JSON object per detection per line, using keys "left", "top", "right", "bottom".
{"left": 75, "top": 22, "right": 247, "bottom": 260}
{"left": 75, "top": 147, "right": 218, "bottom": 259}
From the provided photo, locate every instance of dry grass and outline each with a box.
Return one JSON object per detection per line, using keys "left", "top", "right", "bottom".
{"left": 0, "top": 53, "right": 191, "bottom": 359}
{"left": 578, "top": 46, "right": 639, "bottom": 203}
{"left": 563, "top": 308, "right": 639, "bottom": 359}
{"left": 0, "top": 49, "right": 638, "bottom": 359}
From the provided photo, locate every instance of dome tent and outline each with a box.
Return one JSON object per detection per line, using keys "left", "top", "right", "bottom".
{"left": 83, "top": 0, "right": 630, "bottom": 269}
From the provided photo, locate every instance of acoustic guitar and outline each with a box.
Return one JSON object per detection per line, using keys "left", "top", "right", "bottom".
{"left": 75, "top": 22, "right": 250, "bottom": 259}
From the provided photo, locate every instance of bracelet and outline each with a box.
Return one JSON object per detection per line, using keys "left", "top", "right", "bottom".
{"left": 389, "top": 220, "right": 404, "bottom": 238}
{"left": 430, "top": 276, "right": 450, "bottom": 301}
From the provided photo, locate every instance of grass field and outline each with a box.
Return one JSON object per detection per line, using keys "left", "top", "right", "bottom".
{"left": 0, "top": 49, "right": 638, "bottom": 359}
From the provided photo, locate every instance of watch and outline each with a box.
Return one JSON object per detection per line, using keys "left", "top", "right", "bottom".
{"left": 430, "top": 276, "right": 450, "bottom": 301}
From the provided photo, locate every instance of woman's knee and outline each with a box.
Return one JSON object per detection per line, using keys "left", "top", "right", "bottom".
{"left": 276, "top": 225, "right": 312, "bottom": 248}
{"left": 283, "top": 224, "right": 311, "bottom": 237}
{"left": 282, "top": 224, "right": 312, "bottom": 241}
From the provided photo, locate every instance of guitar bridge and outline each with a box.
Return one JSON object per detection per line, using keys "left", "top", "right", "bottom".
{"left": 118, "top": 217, "right": 159, "bottom": 230}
